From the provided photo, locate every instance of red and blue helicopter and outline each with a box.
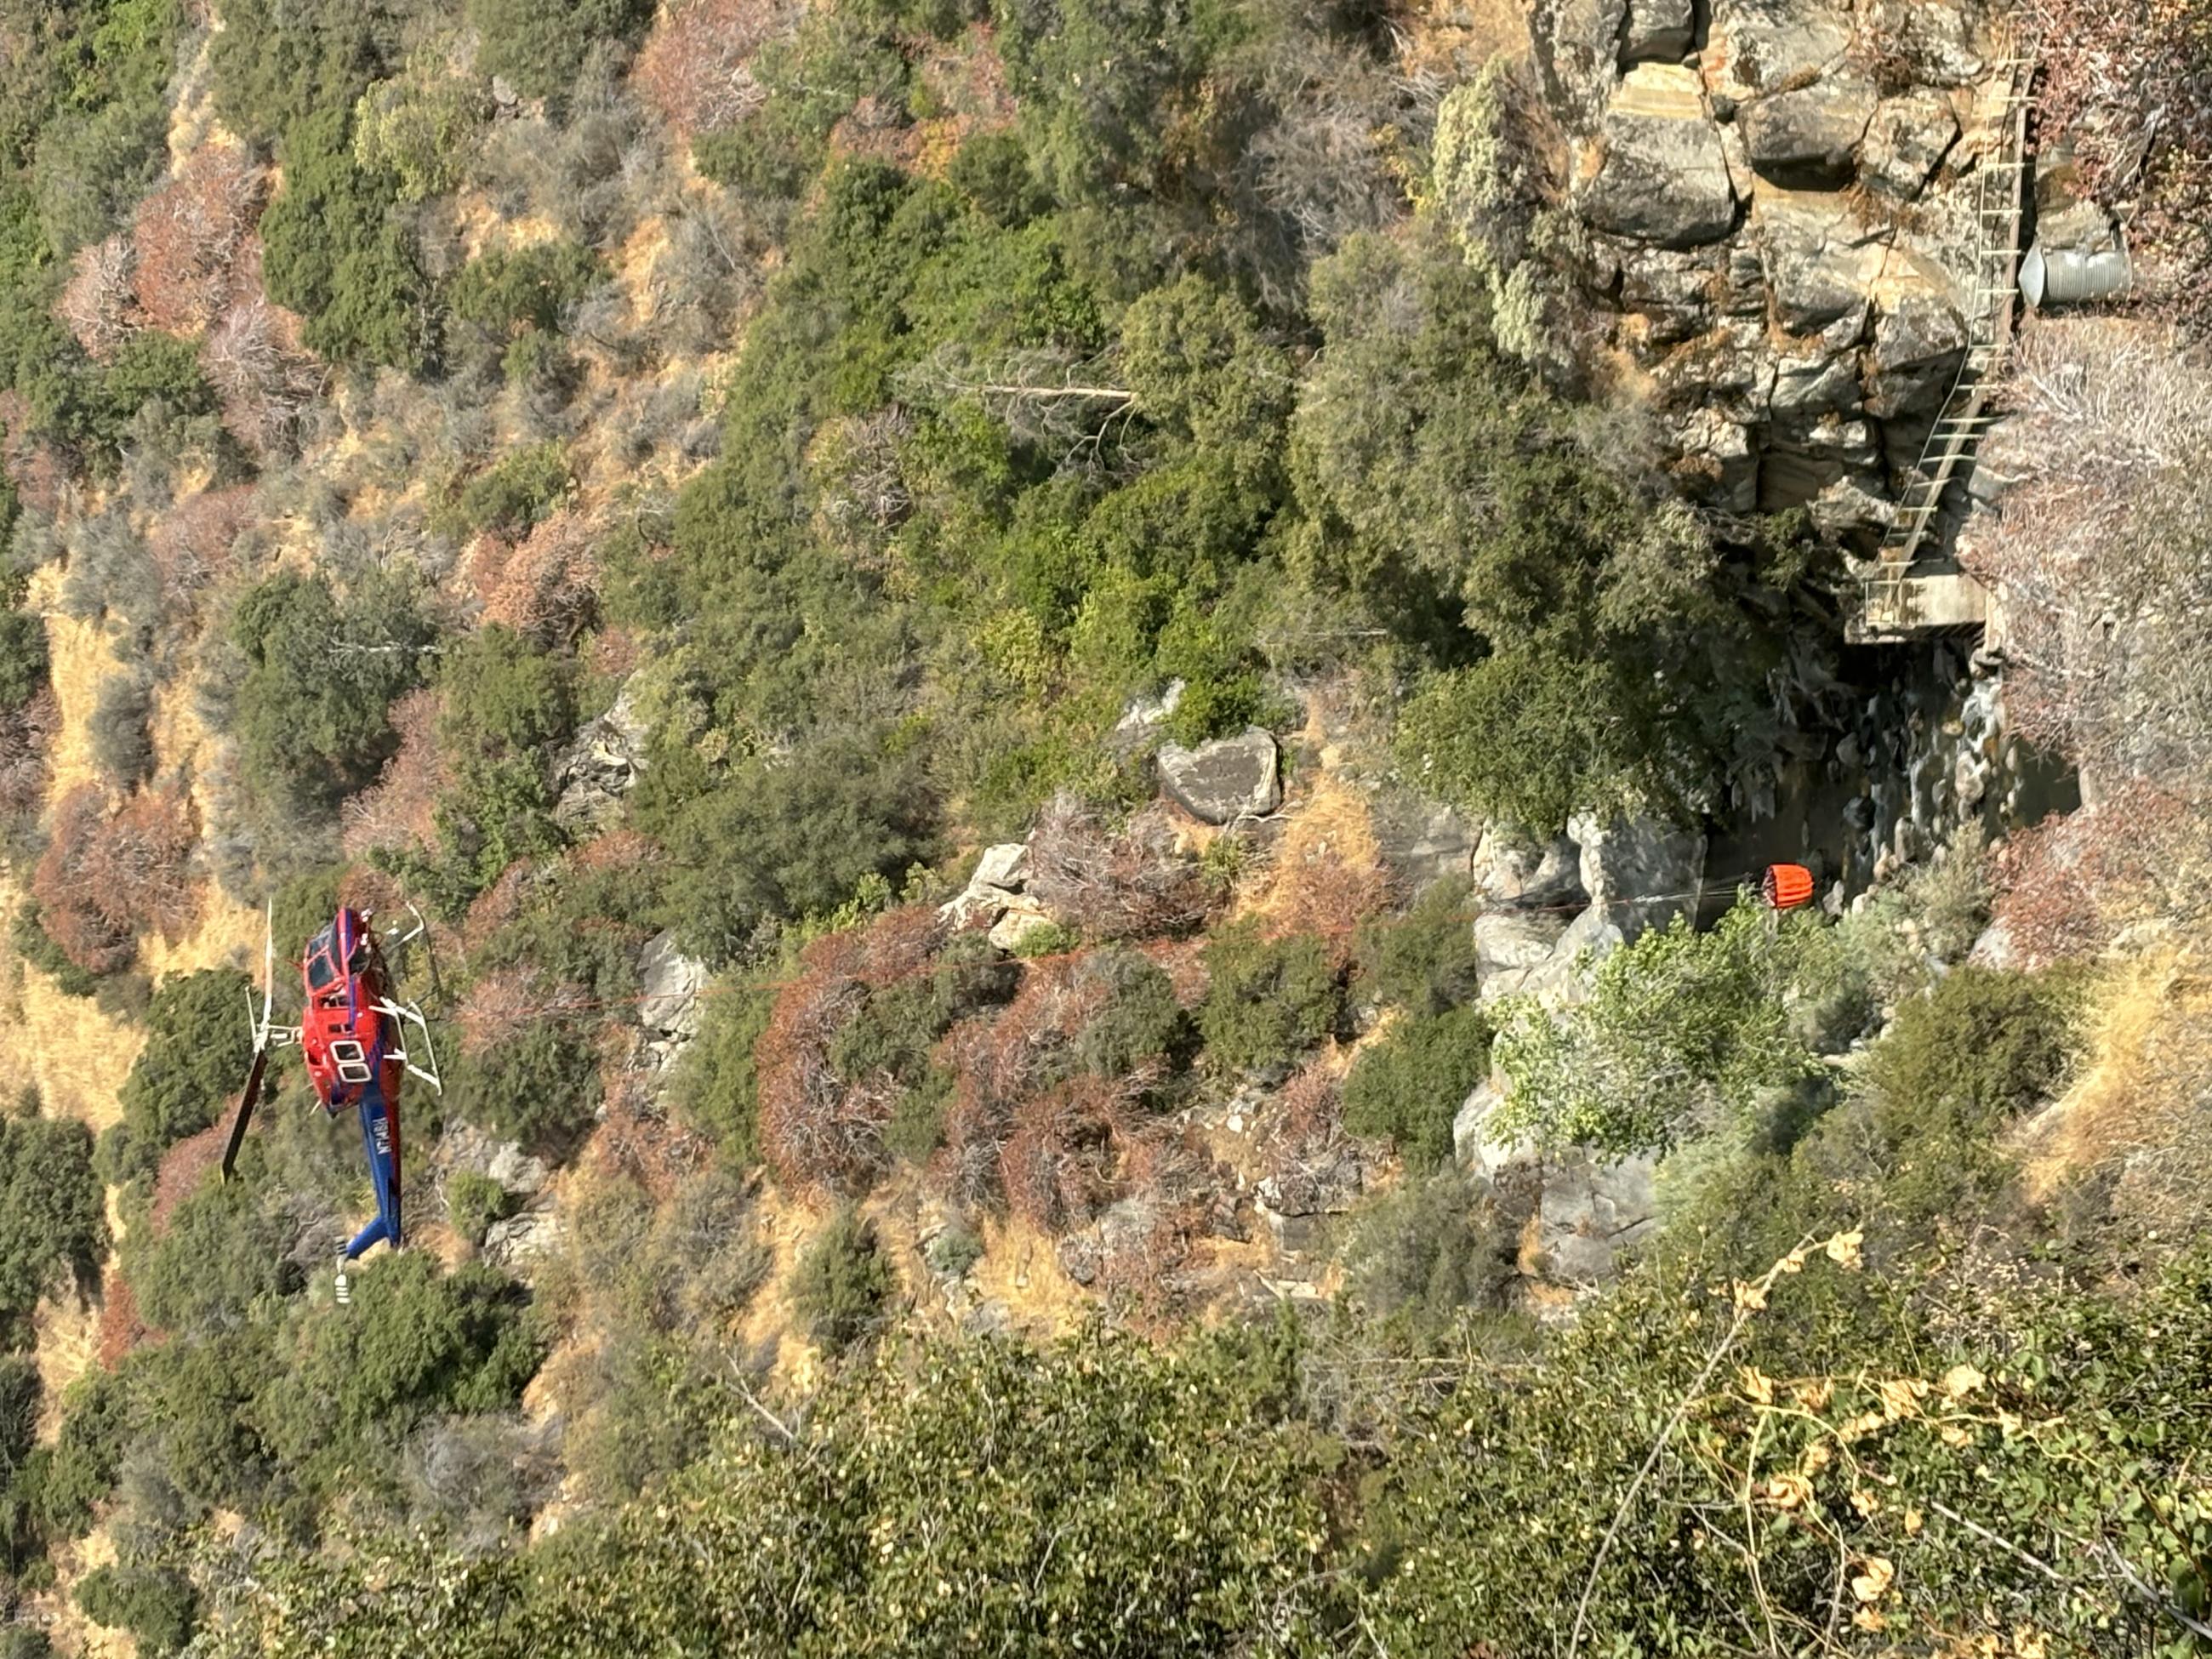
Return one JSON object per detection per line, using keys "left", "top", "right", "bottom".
{"left": 220, "top": 903, "right": 443, "bottom": 1304}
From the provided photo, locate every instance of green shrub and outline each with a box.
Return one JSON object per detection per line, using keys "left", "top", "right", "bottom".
{"left": 210, "top": 0, "right": 415, "bottom": 147}
{"left": 667, "top": 983, "right": 776, "bottom": 1165}
{"left": 454, "top": 442, "right": 571, "bottom": 539}
{"left": 923, "top": 1218, "right": 983, "bottom": 1278}
{"left": 227, "top": 570, "right": 434, "bottom": 813}
{"left": 1072, "top": 946, "right": 1192, "bottom": 1084}
{"left": 11, "top": 904, "right": 98, "bottom": 998}
{"left": 259, "top": 110, "right": 428, "bottom": 369}
{"left": 1340, "top": 1167, "right": 1513, "bottom": 1326}
{"left": 1356, "top": 879, "right": 1482, "bottom": 1016}
{"left": 352, "top": 48, "right": 487, "bottom": 201}
{"left": 0, "top": 1354, "right": 38, "bottom": 1478}
{"left": 110, "top": 968, "right": 257, "bottom": 1183}
{"left": 449, "top": 242, "right": 603, "bottom": 340}
{"left": 789, "top": 1206, "right": 894, "bottom": 1352}
{"left": 883, "top": 1066, "right": 955, "bottom": 1165}
{"left": 88, "top": 669, "right": 153, "bottom": 787}
{"left": 1197, "top": 923, "right": 1342, "bottom": 1076}
{"left": 0, "top": 1108, "right": 105, "bottom": 1339}
{"left": 75, "top": 1565, "right": 197, "bottom": 1656}
{"left": 0, "top": 611, "right": 46, "bottom": 712}
{"left": 1340, "top": 1004, "right": 1491, "bottom": 1166}
{"left": 258, "top": 1253, "right": 545, "bottom": 1483}
{"left": 451, "top": 1022, "right": 601, "bottom": 1154}
{"left": 1492, "top": 903, "right": 1826, "bottom": 1157}
{"left": 465, "top": 0, "right": 656, "bottom": 103}
{"left": 446, "top": 1172, "right": 514, "bottom": 1248}
{"left": 125, "top": 1165, "right": 299, "bottom": 1333}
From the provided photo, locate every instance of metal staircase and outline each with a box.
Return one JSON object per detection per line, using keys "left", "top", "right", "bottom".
{"left": 1851, "top": 31, "right": 2038, "bottom": 642}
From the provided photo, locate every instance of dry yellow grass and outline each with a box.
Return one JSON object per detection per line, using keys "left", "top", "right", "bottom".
{"left": 27, "top": 571, "right": 117, "bottom": 806}
{"left": 2015, "top": 945, "right": 2212, "bottom": 1234}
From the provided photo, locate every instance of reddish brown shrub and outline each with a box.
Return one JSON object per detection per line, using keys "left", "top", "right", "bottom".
{"left": 341, "top": 687, "right": 448, "bottom": 859}
{"left": 131, "top": 146, "right": 267, "bottom": 334}
{"left": 151, "top": 1121, "right": 230, "bottom": 1234}
{"left": 0, "top": 687, "right": 60, "bottom": 820}
{"left": 95, "top": 1276, "right": 147, "bottom": 1371}
{"left": 32, "top": 787, "right": 202, "bottom": 972}
{"left": 202, "top": 293, "right": 324, "bottom": 455}
{"left": 57, "top": 236, "right": 137, "bottom": 361}
{"left": 147, "top": 485, "right": 251, "bottom": 608}
{"left": 0, "top": 392, "right": 71, "bottom": 516}
{"left": 476, "top": 510, "right": 601, "bottom": 644}
{"left": 934, "top": 957, "right": 1095, "bottom": 1205}
{"left": 1000, "top": 1075, "right": 1126, "bottom": 1235}
{"left": 755, "top": 906, "right": 953, "bottom": 1192}
{"left": 456, "top": 965, "right": 594, "bottom": 1058}
{"left": 633, "top": 0, "right": 795, "bottom": 138}
{"left": 1990, "top": 785, "right": 2209, "bottom": 966}
{"left": 1026, "top": 794, "right": 1213, "bottom": 941}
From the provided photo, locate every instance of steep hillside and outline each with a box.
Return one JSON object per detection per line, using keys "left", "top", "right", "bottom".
{"left": 0, "top": 0, "right": 2202, "bottom": 1654}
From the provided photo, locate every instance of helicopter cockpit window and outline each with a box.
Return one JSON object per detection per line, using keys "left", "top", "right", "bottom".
{"left": 307, "top": 951, "right": 338, "bottom": 992}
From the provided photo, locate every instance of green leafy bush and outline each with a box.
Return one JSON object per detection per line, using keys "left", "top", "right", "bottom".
{"left": 0, "top": 1107, "right": 105, "bottom": 1340}
{"left": 105, "top": 968, "right": 255, "bottom": 1184}
{"left": 210, "top": 0, "right": 415, "bottom": 147}
{"left": 1197, "top": 923, "right": 1342, "bottom": 1076}
{"left": 1340, "top": 1167, "right": 1512, "bottom": 1326}
{"left": 1072, "top": 946, "right": 1192, "bottom": 1084}
{"left": 1356, "top": 879, "right": 1481, "bottom": 1016}
{"left": 667, "top": 983, "right": 777, "bottom": 1164}
{"left": 75, "top": 1564, "right": 196, "bottom": 1656}
{"left": 446, "top": 1172, "right": 515, "bottom": 1249}
{"left": 454, "top": 442, "right": 572, "bottom": 539}
{"left": 1492, "top": 903, "right": 1825, "bottom": 1157}
{"left": 352, "top": 48, "right": 487, "bottom": 202}
{"left": 0, "top": 611, "right": 47, "bottom": 712}
{"left": 465, "top": 0, "right": 657, "bottom": 104}
{"left": 227, "top": 570, "right": 434, "bottom": 813}
{"left": 789, "top": 1206, "right": 894, "bottom": 1352}
{"left": 1340, "top": 1004, "right": 1491, "bottom": 1166}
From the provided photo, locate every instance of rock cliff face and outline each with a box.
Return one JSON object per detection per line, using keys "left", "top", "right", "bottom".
{"left": 1440, "top": 0, "right": 2017, "bottom": 543}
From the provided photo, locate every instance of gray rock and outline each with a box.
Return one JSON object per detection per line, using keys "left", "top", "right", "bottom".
{"left": 1617, "top": 244, "right": 1726, "bottom": 341}
{"left": 940, "top": 841, "right": 1032, "bottom": 929}
{"left": 1569, "top": 810, "right": 1706, "bottom": 940}
{"left": 552, "top": 683, "right": 650, "bottom": 831}
{"left": 1706, "top": 0, "right": 1854, "bottom": 99}
{"left": 1753, "top": 189, "right": 1883, "bottom": 334}
{"left": 1115, "top": 679, "right": 1185, "bottom": 733}
{"left": 1858, "top": 0, "right": 1985, "bottom": 87}
{"left": 987, "top": 897, "right": 1057, "bottom": 953}
{"left": 1668, "top": 407, "right": 1760, "bottom": 513}
{"left": 1452, "top": 1075, "right": 1513, "bottom": 1171}
{"left": 1533, "top": 1152, "right": 1661, "bottom": 1283}
{"left": 1158, "top": 727, "right": 1281, "bottom": 824}
{"left": 483, "top": 1206, "right": 562, "bottom": 1269}
{"left": 1575, "top": 67, "right": 1737, "bottom": 248}
{"left": 1861, "top": 89, "right": 1958, "bottom": 200}
{"left": 1371, "top": 793, "right": 1481, "bottom": 894}
{"left": 1539, "top": 0, "right": 1630, "bottom": 123}
{"left": 637, "top": 927, "right": 708, "bottom": 1037}
{"left": 1471, "top": 827, "right": 1586, "bottom": 909}
{"left": 1768, "top": 347, "right": 1861, "bottom": 420}
{"left": 1256, "top": 1150, "right": 1365, "bottom": 1221}
{"left": 1621, "top": 0, "right": 1693, "bottom": 62}
{"left": 485, "top": 1141, "right": 550, "bottom": 1199}
{"left": 1739, "top": 73, "right": 1878, "bottom": 184}
{"left": 1475, "top": 909, "right": 1573, "bottom": 979}
{"left": 1865, "top": 291, "right": 1967, "bottom": 419}
{"left": 1969, "top": 917, "right": 2018, "bottom": 970}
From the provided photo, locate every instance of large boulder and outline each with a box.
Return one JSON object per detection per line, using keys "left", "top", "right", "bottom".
{"left": 1538, "top": 0, "right": 1631, "bottom": 123}
{"left": 1371, "top": 792, "right": 1481, "bottom": 894}
{"left": 483, "top": 1206, "right": 563, "bottom": 1270}
{"left": 1621, "top": 0, "right": 1693, "bottom": 63}
{"left": 1574, "top": 66, "right": 1738, "bottom": 248}
{"left": 1157, "top": 727, "right": 1281, "bottom": 824}
{"left": 1569, "top": 810, "right": 1707, "bottom": 940}
{"left": 1861, "top": 89, "right": 1959, "bottom": 200}
{"left": 1752, "top": 189, "right": 1884, "bottom": 334}
{"left": 1474, "top": 909, "right": 1573, "bottom": 989}
{"left": 637, "top": 928, "right": 708, "bottom": 1038}
{"left": 1739, "top": 72, "right": 1878, "bottom": 184}
{"left": 1705, "top": 0, "right": 1855, "bottom": 100}
{"left": 1866, "top": 288, "right": 1968, "bottom": 419}
{"left": 1471, "top": 826, "right": 1586, "bottom": 909}
{"left": 1532, "top": 1152, "right": 1662, "bottom": 1283}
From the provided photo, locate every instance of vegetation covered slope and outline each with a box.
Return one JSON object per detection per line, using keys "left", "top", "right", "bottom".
{"left": 0, "top": 0, "right": 2200, "bottom": 1655}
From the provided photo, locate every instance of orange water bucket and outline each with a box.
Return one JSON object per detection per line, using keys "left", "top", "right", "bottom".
{"left": 1762, "top": 863, "right": 1816, "bottom": 910}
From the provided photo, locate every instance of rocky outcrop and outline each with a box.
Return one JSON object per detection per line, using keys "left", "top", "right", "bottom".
{"left": 1157, "top": 728, "right": 1282, "bottom": 824}
{"left": 938, "top": 842, "right": 1058, "bottom": 951}
{"left": 637, "top": 928, "right": 708, "bottom": 1036}
{"left": 1371, "top": 792, "right": 1481, "bottom": 894}
{"left": 1454, "top": 0, "right": 2015, "bottom": 546}
{"left": 553, "top": 682, "right": 649, "bottom": 830}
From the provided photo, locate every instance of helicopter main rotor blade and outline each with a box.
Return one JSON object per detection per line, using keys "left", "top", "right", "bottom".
{"left": 220, "top": 1046, "right": 271, "bottom": 1183}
